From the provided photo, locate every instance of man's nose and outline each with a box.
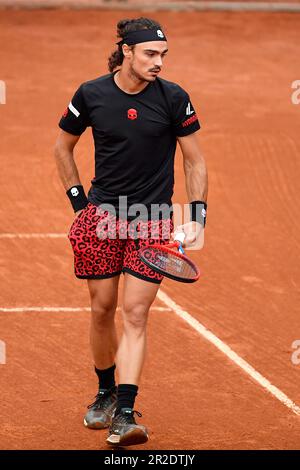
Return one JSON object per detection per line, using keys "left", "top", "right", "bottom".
{"left": 155, "top": 57, "right": 163, "bottom": 68}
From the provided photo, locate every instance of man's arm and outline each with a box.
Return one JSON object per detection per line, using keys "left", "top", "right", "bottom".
{"left": 54, "top": 129, "right": 81, "bottom": 190}
{"left": 174, "top": 132, "right": 208, "bottom": 247}
{"left": 178, "top": 132, "right": 208, "bottom": 203}
{"left": 54, "top": 130, "right": 85, "bottom": 215}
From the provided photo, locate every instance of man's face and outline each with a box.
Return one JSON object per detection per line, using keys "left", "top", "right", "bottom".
{"left": 124, "top": 41, "right": 168, "bottom": 82}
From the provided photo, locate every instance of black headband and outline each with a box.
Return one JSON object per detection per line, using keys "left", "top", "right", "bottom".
{"left": 116, "top": 28, "right": 167, "bottom": 47}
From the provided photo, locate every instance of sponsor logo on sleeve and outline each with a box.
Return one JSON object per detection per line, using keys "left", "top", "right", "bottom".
{"left": 186, "top": 102, "right": 195, "bottom": 116}
{"left": 182, "top": 114, "right": 198, "bottom": 127}
{"left": 68, "top": 101, "right": 80, "bottom": 117}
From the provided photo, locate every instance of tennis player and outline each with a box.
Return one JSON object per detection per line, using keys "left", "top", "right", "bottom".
{"left": 54, "top": 17, "right": 208, "bottom": 447}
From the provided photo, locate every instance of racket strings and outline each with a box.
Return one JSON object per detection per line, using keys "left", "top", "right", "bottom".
{"left": 143, "top": 247, "right": 197, "bottom": 280}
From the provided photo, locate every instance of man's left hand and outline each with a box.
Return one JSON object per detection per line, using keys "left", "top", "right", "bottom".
{"left": 171, "top": 221, "right": 204, "bottom": 249}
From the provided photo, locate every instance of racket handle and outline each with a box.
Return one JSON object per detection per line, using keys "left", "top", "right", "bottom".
{"left": 174, "top": 232, "right": 185, "bottom": 254}
{"left": 178, "top": 245, "right": 185, "bottom": 255}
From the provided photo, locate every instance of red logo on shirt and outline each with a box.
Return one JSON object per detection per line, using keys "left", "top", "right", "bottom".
{"left": 182, "top": 114, "right": 198, "bottom": 127}
{"left": 63, "top": 107, "right": 68, "bottom": 118}
{"left": 128, "top": 108, "right": 137, "bottom": 120}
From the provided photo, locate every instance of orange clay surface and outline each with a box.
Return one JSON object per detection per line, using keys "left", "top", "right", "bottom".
{"left": 0, "top": 9, "right": 300, "bottom": 449}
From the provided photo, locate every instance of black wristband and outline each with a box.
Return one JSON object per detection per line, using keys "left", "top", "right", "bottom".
{"left": 66, "top": 185, "right": 88, "bottom": 213}
{"left": 189, "top": 200, "right": 207, "bottom": 227}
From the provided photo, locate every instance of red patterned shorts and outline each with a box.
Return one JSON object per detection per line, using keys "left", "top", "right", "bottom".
{"left": 68, "top": 202, "right": 174, "bottom": 284}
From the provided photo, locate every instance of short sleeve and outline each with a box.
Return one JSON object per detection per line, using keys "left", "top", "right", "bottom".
{"left": 171, "top": 85, "right": 201, "bottom": 137}
{"left": 58, "top": 84, "right": 90, "bottom": 136}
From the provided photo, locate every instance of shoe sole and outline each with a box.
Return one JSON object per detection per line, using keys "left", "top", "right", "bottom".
{"left": 83, "top": 418, "right": 109, "bottom": 429}
{"left": 107, "top": 428, "right": 149, "bottom": 446}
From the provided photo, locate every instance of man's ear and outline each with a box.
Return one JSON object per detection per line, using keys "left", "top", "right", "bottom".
{"left": 122, "top": 44, "right": 133, "bottom": 58}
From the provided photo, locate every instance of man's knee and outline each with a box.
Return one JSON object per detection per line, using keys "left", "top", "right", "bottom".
{"left": 90, "top": 299, "right": 117, "bottom": 329}
{"left": 122, "top": 303, "right": 149, "bottom": 331}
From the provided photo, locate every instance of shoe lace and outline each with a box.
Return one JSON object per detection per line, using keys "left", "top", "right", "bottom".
{"left": 117, "top": 409, "right": 142, "bottom": 425}
{"left": 87, "top": 387, "right": 115, "bottom": 411}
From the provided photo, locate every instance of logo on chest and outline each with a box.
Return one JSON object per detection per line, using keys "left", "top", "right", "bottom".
{"left": 127, "top": 108, "right": 138, "bottom": 120}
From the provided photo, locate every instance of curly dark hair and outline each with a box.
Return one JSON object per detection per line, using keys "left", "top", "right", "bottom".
{"left": 108, "top": 17, "right": 163, "bottom": 73}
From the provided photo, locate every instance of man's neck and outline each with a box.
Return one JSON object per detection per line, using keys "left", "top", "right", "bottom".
{"left": 114, "top": 69, "right": 149, "bottom": 95}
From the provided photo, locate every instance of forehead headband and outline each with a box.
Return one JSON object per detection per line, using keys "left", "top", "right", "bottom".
{"left": 116, "top": 28, "right": 167, "bottom": 46}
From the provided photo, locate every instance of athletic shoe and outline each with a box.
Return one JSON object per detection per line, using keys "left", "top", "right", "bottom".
{"left": 106, "top": 407, "right": 149, "bottom": 446}
{"left": 83, "top": 386, "right": 117, "bottom": 429}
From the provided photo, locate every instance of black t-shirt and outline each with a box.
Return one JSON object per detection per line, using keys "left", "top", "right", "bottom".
{"left": 59, "top": 71, "right": 200, "bottom": 220}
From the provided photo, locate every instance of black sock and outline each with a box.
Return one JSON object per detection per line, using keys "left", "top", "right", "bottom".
{"left": 95, "top": 364, "right": 116, "bottom": 391}
{"left": 115, "top": 384, "right": 138, "bottom": 415}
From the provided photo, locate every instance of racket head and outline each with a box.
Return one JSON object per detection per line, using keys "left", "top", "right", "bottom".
{"left": 139, "top": 242, "right": 200, "bottom": 283}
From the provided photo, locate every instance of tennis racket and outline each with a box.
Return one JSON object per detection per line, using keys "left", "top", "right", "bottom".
{"left": 139, "top": 232, "right": 200, "bottom": 283}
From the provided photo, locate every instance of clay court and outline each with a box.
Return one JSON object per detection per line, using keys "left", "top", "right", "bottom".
{"left": 0, "top": 2, "right": 300, "bottom": 450}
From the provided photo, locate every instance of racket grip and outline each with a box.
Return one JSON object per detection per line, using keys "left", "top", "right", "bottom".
{"left": 174, "top": 232, "right": 185, "bottom": 244}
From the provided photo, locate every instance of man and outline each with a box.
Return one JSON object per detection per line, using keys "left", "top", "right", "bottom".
{"left": 54, "top": 17, "right": 208, "bottom": 447}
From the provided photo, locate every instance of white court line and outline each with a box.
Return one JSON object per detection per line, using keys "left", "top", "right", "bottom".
{"left": 0, "top": 306, "right": 171, "bottom": 313}
{"left": 158, "top": 289, "right": 300, "bottom": 416}
{"left": 0, "top": 234, "right": 67, "bottom": 239}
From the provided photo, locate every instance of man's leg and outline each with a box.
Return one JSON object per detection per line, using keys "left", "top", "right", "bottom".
{"left": 116, "top": 273, "right": 160, "bottom": 385}
{"left": 88, "top": 276, "right": 120, "bottom": 370}
{"left": 68, "top": 202, "right": 125, "bottom": 428}
{"left": 84, "top": 275, "right": 120, "bottom": 429}
{"left": 107, "top": 272, "right": 160, "bottom": 446}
